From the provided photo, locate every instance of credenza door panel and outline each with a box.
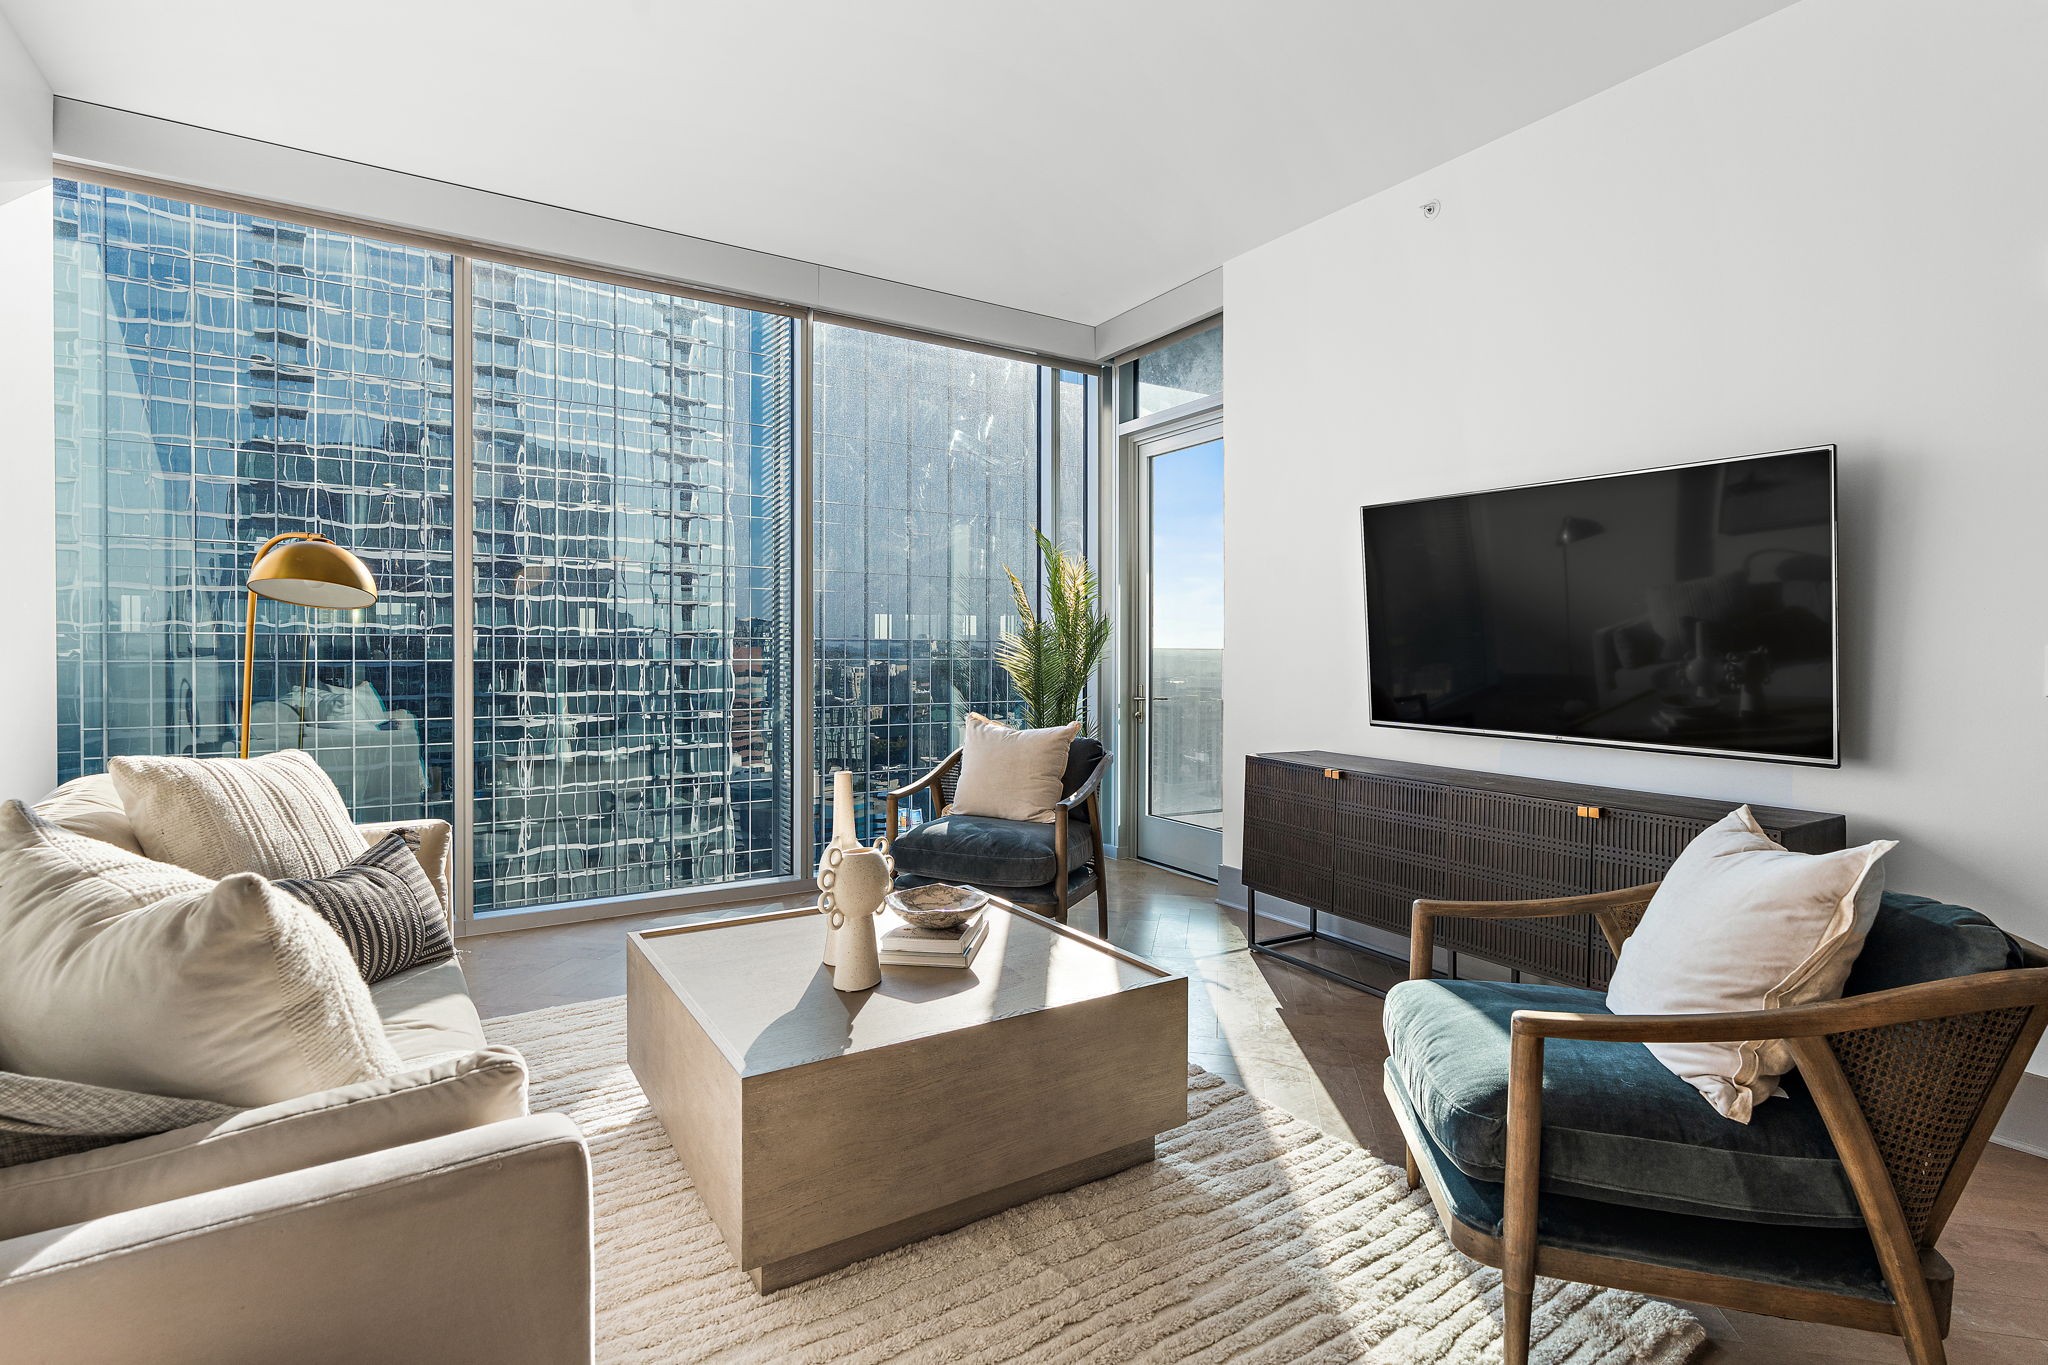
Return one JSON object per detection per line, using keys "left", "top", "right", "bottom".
{"left": 1241, "top": 757, "right": 1334, "bottom": 911}
{"left": 1332, "top": 775, "right": 1447, "bottom": 935}
{"left": 1585, "top": 807, "right": 1712, "bottom": 985}
{"left": 1440, "top": 788, "right": 1591, "bottom": 984}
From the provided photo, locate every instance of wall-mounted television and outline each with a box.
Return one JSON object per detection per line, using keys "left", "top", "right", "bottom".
{"left": 1360, "top": 446, "right": 1838, "bottom": 766}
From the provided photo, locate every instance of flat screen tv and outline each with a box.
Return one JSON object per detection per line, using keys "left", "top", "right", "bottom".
{"left": 1360, "top": 446, "right": 1838, "bottom": 766}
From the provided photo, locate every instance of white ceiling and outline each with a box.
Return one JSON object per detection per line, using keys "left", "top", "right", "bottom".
{"left": 3, "top": 0, "right": 1794, "bottom": 325}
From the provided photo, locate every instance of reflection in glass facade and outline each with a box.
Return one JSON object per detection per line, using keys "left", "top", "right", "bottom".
{"left": 54, "top": 180, "right": 459, "bottom": 828}
{"left": 471, "top": 264, "right": 794, "bottom": 911}
{"left": 54, "top": 179, "right": 1091, "bottom": 916}
{"left": 1119, "top": 322, "right": 1222, "bottom": 421}
{"left": 812, "top": 324, "right": 1095, "bottom": 841}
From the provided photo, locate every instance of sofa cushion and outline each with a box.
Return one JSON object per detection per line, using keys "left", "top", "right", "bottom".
{"left": 371, "top": 958, "right": 489, "bottom": 1066}
{"left": 32, "top": 774, "right": 143, "bottom": 855}
{"left": 0, "top": 1047, "right": 526, "bottom": 1241}
{"left": 1383, "top": 977, "right": 1861, "bottom": 1228}
{"left": 110, "top": 749, "right": 364, "bottom": 881}
{"left": 0, "top": 802, "right": 401, "bottom": 1108}
{"left": 890, "top": 813, "right": 1088, "bottom": 888}
{"left": 1846, "top": 892, "right": 2022, "bottom": 995}
{"left": 276, "top": 832, "right": 453, "bottom": 985}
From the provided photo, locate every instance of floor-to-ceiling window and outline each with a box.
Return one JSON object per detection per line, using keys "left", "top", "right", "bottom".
{"left": 469, "top": 264, "right": 796, "bottom": 912}
{"left": 811, "top": 323, "right": 1096, "bottom": 841}
{"left": 54, "top": 177, "right": 1092, "bottom": 924}
{"left": 54, "top": 180, "right": 459, "bottom": 827}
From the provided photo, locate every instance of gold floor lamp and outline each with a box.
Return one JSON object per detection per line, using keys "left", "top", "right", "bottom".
{"left": 239, "top": 532, "right": 380, "bottom": 759}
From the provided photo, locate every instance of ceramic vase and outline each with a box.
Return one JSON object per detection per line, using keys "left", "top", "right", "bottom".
{"left": 817, "top": 770, "right": 861, "bottom": 966}
{"left": 819, "top": 839, "right": 894, "bottom": 993}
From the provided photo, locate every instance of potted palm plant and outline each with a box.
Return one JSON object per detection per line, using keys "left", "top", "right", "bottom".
{"left": 997, "top": 532, "right": 1113, "bottom": 734}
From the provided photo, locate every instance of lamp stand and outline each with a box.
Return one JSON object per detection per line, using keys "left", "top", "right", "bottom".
{"left": 239, "top": 531, "right": 338, "bottom": 759}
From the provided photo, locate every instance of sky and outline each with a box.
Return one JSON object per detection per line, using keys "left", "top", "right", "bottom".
{"left": 1149, "top": 438, "right": 1224, "bottom": 652}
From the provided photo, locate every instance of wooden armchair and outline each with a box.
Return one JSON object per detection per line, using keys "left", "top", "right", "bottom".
{"left": 883, "top": 739, "right": 1111, "bottom": 935}
{"left": 1386, "top": 883, "right": 2048, "bottom": 1365}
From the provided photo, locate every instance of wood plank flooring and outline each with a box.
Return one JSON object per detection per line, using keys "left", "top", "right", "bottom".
{"left": 461, "top": 858, "right": 2048, "bottom": 1364}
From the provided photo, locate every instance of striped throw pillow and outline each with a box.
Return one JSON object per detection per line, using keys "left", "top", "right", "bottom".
{"left": 276, "top": 833, "right": 453, "bottom": 985}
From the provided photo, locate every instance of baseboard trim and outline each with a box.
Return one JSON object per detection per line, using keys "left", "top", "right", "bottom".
{"left": 1995, "top": 1070, "right": 2048, "bottom": 1158}
{"left": 1219, "top": 862, "right": 2048, "bottom": 1156}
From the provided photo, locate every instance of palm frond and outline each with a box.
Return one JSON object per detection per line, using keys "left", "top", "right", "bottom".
{"left": 997, "top": 532, "right": 1112, "bottom": 735}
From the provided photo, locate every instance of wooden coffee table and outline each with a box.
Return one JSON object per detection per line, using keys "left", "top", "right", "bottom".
{"left": 625, "top": 898, "right": 1188, "bottom": 1292}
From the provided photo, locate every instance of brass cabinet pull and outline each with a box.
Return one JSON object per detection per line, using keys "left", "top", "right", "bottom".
{"left": 1576, "top": 805, "right": 1604, "bottom": 819}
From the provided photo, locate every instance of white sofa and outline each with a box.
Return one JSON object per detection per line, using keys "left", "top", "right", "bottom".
{"left": 0, "top": 775, "right": 593, "bottom": 1365}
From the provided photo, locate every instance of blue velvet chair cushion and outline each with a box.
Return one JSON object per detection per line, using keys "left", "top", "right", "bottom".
{"left": 1846, "top": 892, "right": 2021, "bottom": 995}
{"left": 1394, "top": 1084, "right": 1893, "bottom": 1300}
{"left": 890, "top": 813, "right": 1089, "bottom": 888}
{"left": 1383, "top": 978, "right": 1863, "bottom": 1228}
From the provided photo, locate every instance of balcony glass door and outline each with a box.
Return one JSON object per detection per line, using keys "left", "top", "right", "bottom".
{"left": 1131, "top": 421, "right": 1223, "bottom": 877}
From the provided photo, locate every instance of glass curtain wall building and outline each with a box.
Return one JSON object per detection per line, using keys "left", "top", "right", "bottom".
{"left": 54, "top": 178, "right": 1093, "bottom": 920}
{"left": 812, "top": 325, "right": 1098, "bottom": 841}
{"left": 53, "top": 181, "right": 461, "bottom": 827}
{"left": 470, "top": 263, "right": 795, "bottom": 911}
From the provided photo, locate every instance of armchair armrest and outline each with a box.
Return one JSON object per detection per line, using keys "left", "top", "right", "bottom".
{"left": 1409, "top": 882, "right": 1661, "bottom": 981}
{"left": 0, "top": 1114, "right": 592, "bottom": 1365}
{"left": 883, "top": 749, "right": 962, "bottom": 851}
{"left": 1510, "top": 967, "right": 2048, "bottom": 1045}
{"left": 1056, "top": 750, "right": 1112, "bottom": 812}
{"left": 886, "top": 749, "right": 962, "bottom": 803}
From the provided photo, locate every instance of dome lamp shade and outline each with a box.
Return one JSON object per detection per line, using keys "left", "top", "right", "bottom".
{"left": 247, "top": 538, "right": 379, "bottom": 610}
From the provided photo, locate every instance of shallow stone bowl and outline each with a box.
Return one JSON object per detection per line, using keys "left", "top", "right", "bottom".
{"left": 885, "top": 883, "right": 990, "bottom": 929}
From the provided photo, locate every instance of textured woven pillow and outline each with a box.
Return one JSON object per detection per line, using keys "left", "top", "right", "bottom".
{"left": 276, "top": 832, "right": 453, "bottom": 985}
{"left": 949, "top": 713, "right": 1079, "bottom": 824}
{"left": 0, "top": 802, "right": 402, "bottom": 1108}
{"left": 1605, "top": 806, "right": 1896, "bottom": 1122}
{"left": 110, "top": 749, "right": 364, "bottom": 881}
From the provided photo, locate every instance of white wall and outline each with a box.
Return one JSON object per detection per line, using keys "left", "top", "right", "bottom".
{"left": 0, "top": 15, "right": 53, "bottom": 797}
{"left": 1224, "top": 0, "right": 2048, "bottom": 967}
{"left": 54, "top": 101, "right": 1096, "bottom": 365}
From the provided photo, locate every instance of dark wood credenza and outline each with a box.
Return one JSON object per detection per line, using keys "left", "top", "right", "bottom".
{"left": 1241, "top": 751, "right": 1846, "bottom": 994}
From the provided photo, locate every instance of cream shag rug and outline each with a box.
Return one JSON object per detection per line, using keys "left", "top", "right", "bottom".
{"left": 486, "top": 997, "right": 1702, "bottom": 1365}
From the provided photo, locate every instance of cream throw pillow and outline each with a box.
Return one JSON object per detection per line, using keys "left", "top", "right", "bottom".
{"left": 0, "top": 802, "right": 402, "bottom": 1108}
{"left": 33, "top": 773, "right": 144, "bottom": 855}
{"left": 1604, "top": 806, "right": 1896, "bottom": 1122}
{"left": 948, "top": 713, "right": 1079, "bottom": 824}
{"left": 111, "top": 749, "right": 364, "bottom": 881}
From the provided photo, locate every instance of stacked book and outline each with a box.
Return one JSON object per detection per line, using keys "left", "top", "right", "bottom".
{"left": 878, "top": 907, "right": 990, "bottom": 969}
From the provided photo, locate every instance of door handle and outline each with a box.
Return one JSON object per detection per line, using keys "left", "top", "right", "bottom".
{"left": 1131, "top": 694, "right": 1148, "bottom": 723}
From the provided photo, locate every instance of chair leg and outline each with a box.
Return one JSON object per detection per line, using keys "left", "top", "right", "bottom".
{"left": 1403, "top": 1151, "right": 1420, "bottom": 1190}
{"left": 1502, "top": 1283, "right": 1533, "bottom": 1365}
{"left": 1095, "top": 862, "right": 1109, "bottom": 939}
{"left": 1894, "top": 1280, "right": 1948, "bottom": 1365}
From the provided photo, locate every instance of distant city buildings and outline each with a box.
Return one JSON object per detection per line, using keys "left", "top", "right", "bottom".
{"left": 54, "top": 181, "right": 1092, "bottom": 914}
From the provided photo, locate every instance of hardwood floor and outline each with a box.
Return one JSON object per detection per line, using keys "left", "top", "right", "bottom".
{"left": 462, "top": 857, "right": 2048, "bottom": 1364}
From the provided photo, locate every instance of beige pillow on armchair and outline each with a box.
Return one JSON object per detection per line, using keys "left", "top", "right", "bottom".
{"left": 1604, "top": 806, "right": 1896, "bottom": 1122}
{"left": 947, "top": 713, "right": 1079, "bottom": 824}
